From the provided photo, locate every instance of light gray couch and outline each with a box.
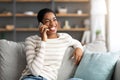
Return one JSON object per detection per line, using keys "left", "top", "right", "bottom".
{"left": 0, "top": 39, "right": 120, "bottom": 80}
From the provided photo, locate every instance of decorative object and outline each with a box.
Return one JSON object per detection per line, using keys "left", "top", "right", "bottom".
{"left": 58, "top": 7, "right": 67, "bottom": 14}
{"left": 95, "top": 29, "right": 105, "bottom": 41}
{"left": 81, "top": 18, "right": 90, "bottom": 44}
{"left": 24, "top": 11, "right": 34, "bottom": 15}
{"left": 96, "top": 29, "right": 101, "bottom": 35}
{"left": 77, "top": 10, "right": 82, "bottom": 14}
{"left": 5, "top": 25, "right": 14, "bottom": 30}
{"left": 63, "top": 20, "right": 71, "bottom": 29}
{"left": 83, "top": 18, "right": 90, "bottom": 28}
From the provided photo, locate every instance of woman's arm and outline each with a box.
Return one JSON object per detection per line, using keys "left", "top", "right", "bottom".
{"left": 25, "top": 36, "right": 46, "bottom": 76}
{"left": 66, "top": 34, "right": 83, "bottom": 65}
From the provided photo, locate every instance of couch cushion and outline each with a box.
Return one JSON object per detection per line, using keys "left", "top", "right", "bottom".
{"left": 74, "top": 50, "right": 120, "bottom": 80}
{"left": 0, "top": 40, "right": 26, "bottom": 80}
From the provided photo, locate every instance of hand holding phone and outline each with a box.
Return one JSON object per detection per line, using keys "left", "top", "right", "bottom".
{"left": 39, "top": 22, "right": 49, "bottom": 41}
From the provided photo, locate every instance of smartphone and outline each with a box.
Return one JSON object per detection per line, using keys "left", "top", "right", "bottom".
{"left": 38, "top": 22, "right": 43, "bottom": 30}
{"left": 39, "top": 22, "right": 43, "bottom": 27}
{"left": 38, "top": 22, "right": 49, "bottom": 31}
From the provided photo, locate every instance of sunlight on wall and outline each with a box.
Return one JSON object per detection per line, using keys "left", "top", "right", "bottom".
{"left": 109, "top": 0, "right": 120, "bottom": 51}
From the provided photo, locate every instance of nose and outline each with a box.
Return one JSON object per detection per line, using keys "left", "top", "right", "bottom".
{"left": 50, "top": 20, "right": 55, "bottom": 26}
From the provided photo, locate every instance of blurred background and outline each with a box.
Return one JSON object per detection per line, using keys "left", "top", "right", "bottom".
{"left": 0, "top": 0, "right": 120, "bottom": 52}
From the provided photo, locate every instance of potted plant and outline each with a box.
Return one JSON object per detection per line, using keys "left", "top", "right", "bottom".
{"left": 96, "top": 29, "right": 101, "bottom": 40}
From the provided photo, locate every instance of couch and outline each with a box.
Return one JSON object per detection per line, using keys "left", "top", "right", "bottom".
{"left": 0, "top": 39, "right": 120, "bottom": 80}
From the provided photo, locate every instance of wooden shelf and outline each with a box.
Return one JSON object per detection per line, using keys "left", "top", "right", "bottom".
{"left": 0, "top": 13, "right": 89, "bottom": 17}
{"left": 0, "top": 13, "right": 12, "bottom": 17}
{"left": 16, "top": 0, "right": 51, "bottom": 2}
{"left": 0, "top": 0, "right": 12, "bottom": 2}
{"left": 54, "top": 0, "right": 89, "bottom": 2}
{"left": 0, "top": 28, "right": 13, "bottom": 31}
{"left": 16, "top": 28, "right": 38, "bottom": 31}
{"left": 56, "top": 13, "right": 89, "bottom": 17}
{"left": 16, "top": 28, "right": 89, "bottom": 31}
{"left": 0, "top": 28, "right": 89, "bottom": 32}
{"left": 16, "top": 13, "right": 37, "bottom": 17}
{"left": 15, "top": 13, "right": 89, "bottom": 17}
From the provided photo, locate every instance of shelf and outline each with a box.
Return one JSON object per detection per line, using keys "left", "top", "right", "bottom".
{"left": 0, "top": 13, "right": 89, "bottom": 17}
{"left": 16, "top": 28, "right": 38, "bottom": 31}
{"left": 16, "top": 13, "right": 37, "bottom": 17}
{"left": 0, "top": 0, "right": 12, "bottom": 2}
{"left": 16, "top": 0, "right": 51, "bottom": 2}
{"left": 15, "top": 13, "right": 89, "bottom": 17}
{"left": 16, "top": 28, "right": 89, "bottom": 31}
{"left": 0, "top": 28, "right": 13, "bottom": 31}
{"left": 54, "top": 0, "right": 89, "bottom": 2}
{"left": 0, "top": 0, "right": 90, "bottom": 41}
{"left": 56, "top": 13, "right": 89, "bottom": 17}
{"left": 0, "top": 28, "right": 89, "bottom": 32}
{"left": 0, "top": 13, "right": 12, "bottom": 17}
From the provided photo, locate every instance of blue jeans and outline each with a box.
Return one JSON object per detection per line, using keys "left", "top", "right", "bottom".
{"left": 68, "top": 78, "right": 83, "bottom": 80}
{"left": 21, "top": 75, "right": 47, "bottom": 80}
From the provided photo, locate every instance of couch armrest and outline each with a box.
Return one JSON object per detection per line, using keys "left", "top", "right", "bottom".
{"left": 57, "top": 47, "right": 77, "bottom": 80}
{"left": 0, "top": 39, "right": 26, "bottom": 80}
{"left": 113, "top": 58, "right": 120, "bottom": 80}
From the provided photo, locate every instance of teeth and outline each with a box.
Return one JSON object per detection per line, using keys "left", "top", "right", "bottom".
{"left": 50, "top": 27, "right": 55, "bottom": 30}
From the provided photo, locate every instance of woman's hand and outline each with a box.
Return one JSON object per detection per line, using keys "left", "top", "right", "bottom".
{"left": 39, "top": 23, "right": 49, "bottom": 41}
{"left": 72, "top": 48, "right": 83, "bottom": 65}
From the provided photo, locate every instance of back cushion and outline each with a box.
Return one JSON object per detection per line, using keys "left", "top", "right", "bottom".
{"left": 0, "top": 40, "right": 26, "bottom": 80}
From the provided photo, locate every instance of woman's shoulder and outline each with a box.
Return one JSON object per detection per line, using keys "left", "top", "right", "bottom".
{"left": 25, "top": 35, "right": 41, "bottom": 41}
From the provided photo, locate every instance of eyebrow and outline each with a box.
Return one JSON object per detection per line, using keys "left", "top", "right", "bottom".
{"left": 43, "top": 17, "right": 57, "bottom": 20}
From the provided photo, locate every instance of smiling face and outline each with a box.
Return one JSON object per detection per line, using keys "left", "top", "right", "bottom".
{"left": 42, "top": 12, "right": 58, "bottom": 35}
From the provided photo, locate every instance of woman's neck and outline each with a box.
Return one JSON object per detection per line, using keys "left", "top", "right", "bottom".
{"left": 48, "top": 33, "right": 58, "bottom": 39}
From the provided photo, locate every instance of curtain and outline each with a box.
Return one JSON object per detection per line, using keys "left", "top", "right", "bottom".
{"left": 90, "top": 0, "right": 107, "bottom": 42}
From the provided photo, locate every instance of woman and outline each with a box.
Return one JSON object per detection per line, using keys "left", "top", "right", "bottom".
{"left": 20, "top": 8, "right": 83, "bottom": 80}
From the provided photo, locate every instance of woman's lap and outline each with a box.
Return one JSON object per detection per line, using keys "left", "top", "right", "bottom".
{"left": 21, "top": 75, "right": 47, "bottom": 80}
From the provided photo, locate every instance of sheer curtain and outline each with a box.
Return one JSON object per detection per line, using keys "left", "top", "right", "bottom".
{"left": 90, "top": 0, "right": 107, "bottom": 42}
{"left": 108, "top": 0, "right": 120, "bottom": 51}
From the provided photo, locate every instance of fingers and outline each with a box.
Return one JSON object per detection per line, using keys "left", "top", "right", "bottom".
{"left": 71, "top": 52, "right": 82, "bottom": 65}
{"left": 39, "top": 25, "right": 49, "bottom": 33}
{"left": 75, "top": 56, "right": 82, "bottom": 65}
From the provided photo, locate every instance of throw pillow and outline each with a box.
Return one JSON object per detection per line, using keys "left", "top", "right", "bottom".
{"left": 68, "top": 78, "right": 83, "bottom": 80}
{"left": 74, "top": 50, "right": 120, "bottom": 80}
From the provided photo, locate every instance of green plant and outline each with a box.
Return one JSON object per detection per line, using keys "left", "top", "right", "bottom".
{"left": 96, "top": 30, "right": 101, "bottom": 35}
